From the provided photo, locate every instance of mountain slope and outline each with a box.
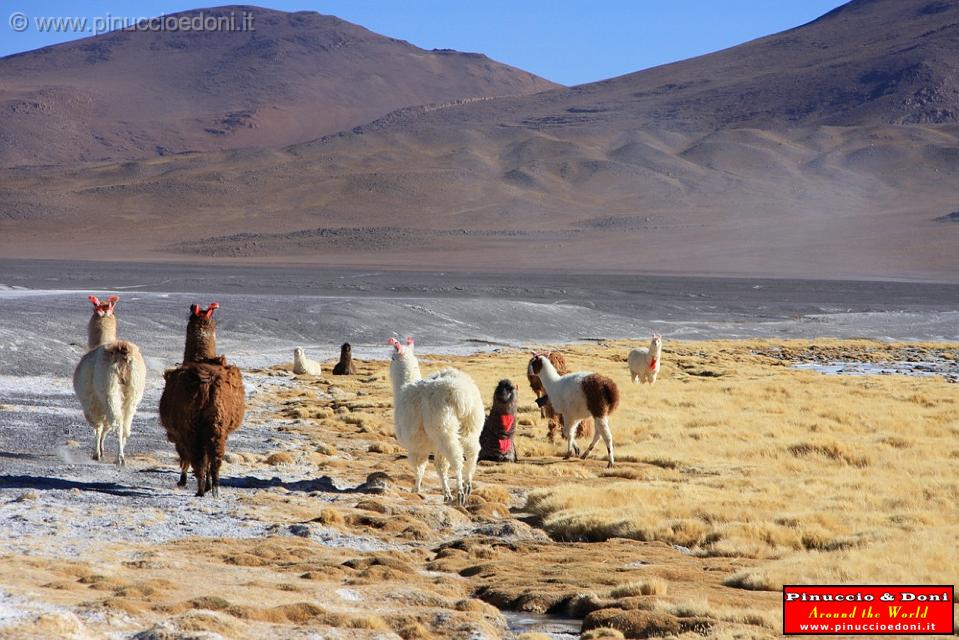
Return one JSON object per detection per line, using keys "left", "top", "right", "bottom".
{"left": 1, "top": 0, "right": 957, "bottom": 280}
{"left": 0, "top": 5, "right": 557, "bottom": 167}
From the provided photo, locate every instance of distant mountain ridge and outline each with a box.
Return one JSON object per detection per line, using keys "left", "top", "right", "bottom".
{"left": 1, "top": 0, "right": 958, "bottom": 281}
{"left": 0, "top": 5, "right": 558, "bottom": 167}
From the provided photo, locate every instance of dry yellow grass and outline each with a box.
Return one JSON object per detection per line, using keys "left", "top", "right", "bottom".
{"left": 4, "top": 339, "right": 955, "bottom": 639}
{"left": 521, "top": 339, "right": 959, "bottom": 593}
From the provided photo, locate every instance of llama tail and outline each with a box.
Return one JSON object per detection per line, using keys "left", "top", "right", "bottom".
{"left": 602, "top": 379, "right": 620, "bottom": 414}
{"left": 105, "top": 341, "right": 137, "bottom": 386}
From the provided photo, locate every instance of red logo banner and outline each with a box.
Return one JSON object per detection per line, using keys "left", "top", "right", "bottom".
{"left": 783, "top": 585, "right": 955, "bottom": 635}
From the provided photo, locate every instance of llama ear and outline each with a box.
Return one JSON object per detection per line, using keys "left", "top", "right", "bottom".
{"left": 204, "top": 302, "right": 219, "bottom": 319}
{"left": 107, "top": 295, "right": 119, "bottom": 304}
{"left": 545, "top": 351, "right": 552, "bottom": 358}
{"left": 387, "top": 337, "right": 403, "bottom": 352}
{"left": 190, "top": 304, "right": 201, "bottom": 317}
{"left": 88, "top": 295, "right": 101, "bottom": 307}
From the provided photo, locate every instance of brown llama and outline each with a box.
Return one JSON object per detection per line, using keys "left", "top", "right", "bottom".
{"left": 332, "top": 342, "right": 357, "bottom": 375}
{"left": 159, "top": 302, "right": 245, "bottom": 497}
{"left": 526, "top": 352, "right": 593, "bottom": 443}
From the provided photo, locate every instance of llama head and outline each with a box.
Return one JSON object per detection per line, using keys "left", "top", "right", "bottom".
{"left": 88, "top": 295, "right": 119, "bottom": 317}
{"left": 293, "top": 347, "right": 305, "bottom": 359}
{"left": 651, "top": 334, "right": 662, "bottom": 350}
{"left": 184, "top": 302, "right": 219, "bottom": 361}
{"left": 493, "top": 378, "right": 517, "bottom": 408}
{"left": 388, "top": 336, "right": 415, "bottom": 359}
{"left": 527, "top": 353, "right": 547, "bottom": 377}
{"left": 340, "top": 342, "right": 352, "bottom": 359}
{"left": 190, "top": 302, "right": 219, "bottom": 321}
{"left": 388, "top": 335, "right": 421, "bottom": 390}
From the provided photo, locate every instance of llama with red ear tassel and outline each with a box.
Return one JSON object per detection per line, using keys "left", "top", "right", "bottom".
{"left": 159, "top": 303, "right": 245, "bottom": 497}
{"left": 73, "top": 295, "right": 147, "bottom": 466}
{"left": 628, "top": 335, "right": 663, "bottom": 384}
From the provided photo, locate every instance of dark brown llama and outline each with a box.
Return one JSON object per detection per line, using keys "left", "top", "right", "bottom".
{"left": 159, "top": 303, "right": 245, "bottom": 497}
{"left": 332, "top": 342, "right": 357, "bottom": 375}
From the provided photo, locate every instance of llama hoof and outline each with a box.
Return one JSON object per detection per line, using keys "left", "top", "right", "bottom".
{"left": 195, "top": 489, "right": 205, "bottom": 498}
{"left": 607, "top": 460, "right": 615, "bottom": 468}
{"left": 580, "top": 451, "right": 591, "bottom": 460}
{"left": 176, "top": 472, "right": 187, "bottom": 487}
{"left": 211, "top": 486, "right": 219, "bottom": 498}
{"left": 457, "top": 491, "right": 467, "bottom": 507}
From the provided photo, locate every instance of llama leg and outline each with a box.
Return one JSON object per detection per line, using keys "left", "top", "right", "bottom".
{"left": 461, "top": 437, "right": 480, "bottom": 500}
{"left": 116, "top": 427, "right": 126, "bottom": 468}
{"left": 117, "top": 408, "right": 135, "bottom": 468}
{"left": 580, "top": 419, "right": 604, "bottom": 460}
{"left": 409, "top": 451, "right": 429, "bottom": 495}
{"left": 631, "top": 371, "right": 638, "bottom": 383}
{"left": 434, "top": 430, "right": 465, "bottom": 506}
{"left": 193, "top": 451, "right": 208, "bottom": 498}
{"left": 210, "top": 456, "right": 222, "bottom": 498}
{"left": 433, "top": 454, "right": 452, "bottom": 503}
{"left": 175, "top": 444, "right": 189, "bottom": 487}
{"left": 564, "top": 419, "right": 580, "bottom": 458}
{"left": 94, "top": 425, "right": 105, "bottom": 461}
{"left": 596, "top": 416, "right": 614, "bottom": 467}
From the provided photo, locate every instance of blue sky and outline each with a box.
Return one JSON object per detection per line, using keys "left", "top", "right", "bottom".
{"left": 1, "top": 1, "right": 848, "bottom": 85}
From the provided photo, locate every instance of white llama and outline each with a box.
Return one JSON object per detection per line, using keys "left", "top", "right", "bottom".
{"left": 388, "top": 336, "right": 484, "bottom": 505}
{"left": 628, "top": 335, "right": 662, "bottom": 384}
{"left": 73, "top": 295, "right": 147, "bottom": 466}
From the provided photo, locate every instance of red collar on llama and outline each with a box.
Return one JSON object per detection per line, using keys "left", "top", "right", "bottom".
{"left": 649, "top": 358, "right": 658, "bottom": 370}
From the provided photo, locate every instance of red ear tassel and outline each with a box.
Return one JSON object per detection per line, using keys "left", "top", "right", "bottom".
{"left": 387, "top": 337, "right": 403, "bottom": 352}
{"left": 107, "top": 295, "right": 119, "bottom": 304}
{"left": 190, "top": 304, "right": 201, "bottom": 317}
{"left": 204, "top": 302, "right": 219, "bottom": 319}
{"left": 89, "top": 295, "right": 101, "bottom": 306}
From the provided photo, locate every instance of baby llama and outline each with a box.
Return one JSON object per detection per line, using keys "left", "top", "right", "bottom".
{"left": 528, "top": 353, "right": 620, "bottom": 467}
{"left": 73, "top": 295, "right": 147, "bottom": 466}
{"left": 159, "top": 303, "right": 245, "bottom": 497}
{"left": 388, "top": 336, "right": 484, "bottom": 505}
{"left": 628, "top": 335, "right": 662, "bottom": 384}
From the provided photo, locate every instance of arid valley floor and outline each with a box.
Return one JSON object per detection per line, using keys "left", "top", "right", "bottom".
{"left": 1, "top": 308, "right": 957, "bottom": 638}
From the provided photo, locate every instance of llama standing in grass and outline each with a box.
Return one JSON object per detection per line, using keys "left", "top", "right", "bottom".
{"left": 292, "top": 347, "right": 322, "bottom": 375}
{"left": 527, "top": 351, "right": 593, "bottom": 443}
{"left": 73, "top": 295, "right": 147, "bottom": 466}
{"left": 159, "top": 303, "right": 245, "bottom": 497}
{"left": 628, "top": 335, "right": 662, "bottom": 384}
{"left": 528, "top": 353, "right": 620, "bottom": 467}
{"left": 388, "top": 336, "right": 484, "bottom": 505}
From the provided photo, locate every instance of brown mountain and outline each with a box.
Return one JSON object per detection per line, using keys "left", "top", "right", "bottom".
{"left": 0, "top": 5, "right": 557, "bottom": 167}
{"left": 1, "top": 0, "right": 958, "bottom": 280}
